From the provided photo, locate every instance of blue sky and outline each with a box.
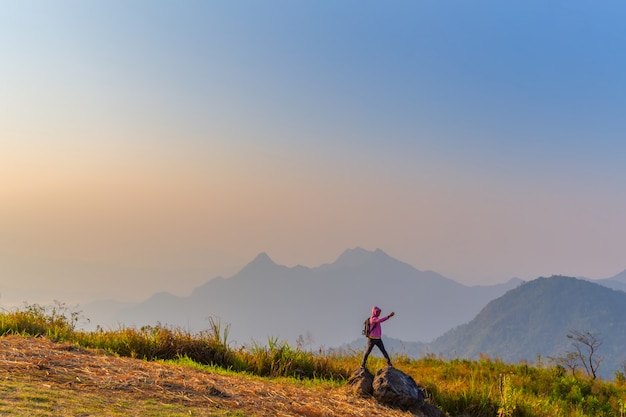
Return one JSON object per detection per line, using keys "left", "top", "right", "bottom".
{"left": 1, "top": 1, "right": 625, "bottom": 303}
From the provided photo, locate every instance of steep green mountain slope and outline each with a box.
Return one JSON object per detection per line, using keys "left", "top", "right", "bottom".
{"left": 429, "top": 276, "right": 626, "bottom": 379}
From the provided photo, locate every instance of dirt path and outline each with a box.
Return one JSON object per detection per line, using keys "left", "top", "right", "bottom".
{"left": 1, "top": 336, "right": 419, "bottom": 416}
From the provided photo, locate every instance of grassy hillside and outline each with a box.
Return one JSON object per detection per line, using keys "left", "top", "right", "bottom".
{"left": 1, "top": 336, "right": 408, "bottom": 417}
{"left": 2, "top": 303, "right": 626, "bottom": 416}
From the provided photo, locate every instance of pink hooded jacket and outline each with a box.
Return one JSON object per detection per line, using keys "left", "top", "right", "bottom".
{"left": 368, "top": 306, "right": 391, "bottom": 339}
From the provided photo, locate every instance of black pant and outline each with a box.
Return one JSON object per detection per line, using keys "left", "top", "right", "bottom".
{"left": 362, "top": 337, "right": 392, "bottom": 366}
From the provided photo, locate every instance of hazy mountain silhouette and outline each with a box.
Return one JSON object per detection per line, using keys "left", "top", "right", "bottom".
{"left": 591, "top": 269, "right": 626, "bottom": 293}
{"left": 104, "top": 248, "right": 521, "bottom": 347}
{"left": 428, "top": 276, "right": 626, "bottom": 379}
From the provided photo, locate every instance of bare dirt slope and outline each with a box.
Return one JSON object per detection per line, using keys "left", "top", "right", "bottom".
{"left": 1, "top": 336, "right": 419, "bottom": 416}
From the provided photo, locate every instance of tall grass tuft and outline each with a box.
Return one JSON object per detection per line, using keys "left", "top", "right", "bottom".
{"left": 0, "top": 301, "right": 79, "bottom": 340}
{"left": 242, "top": 337, "right": 349, "bottom": 380}
{"left": 73, "top": 322, "right": 237, "bottom": 369}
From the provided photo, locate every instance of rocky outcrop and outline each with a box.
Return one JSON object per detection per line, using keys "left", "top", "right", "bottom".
{"left": 348, "top": 366, "right": 448, "bottom": 416}
{"left": 347, "top": 367, "right": 374, "bottom": 397}
{"left": 373, "top": 366, "right": 425, "bottom": 409}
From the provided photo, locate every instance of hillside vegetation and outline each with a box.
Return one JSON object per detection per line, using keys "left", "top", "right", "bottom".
{"left": 2, "top": 303, "right": 626, "bottom": 417}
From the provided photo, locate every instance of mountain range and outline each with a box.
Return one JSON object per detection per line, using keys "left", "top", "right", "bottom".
{"left": 78, "top": 248, "right": 626, "bottom": 379}
{"left": 82, "top": 248, "right": 522, "bottom": 347}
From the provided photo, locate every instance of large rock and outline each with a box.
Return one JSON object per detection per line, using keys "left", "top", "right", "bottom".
{"left": 347, "top": 367, "right": 374, "bottom": 397}
{"left": 373, "top": 366, "right": 425, "bottom": 410}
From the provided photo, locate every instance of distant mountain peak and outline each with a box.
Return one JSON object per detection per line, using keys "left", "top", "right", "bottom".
{"left": 234, "top": 252, "right": 279, "bottom": 277}
{"left": 325, "top": 248, "right": 425, "bottom": 275}
{"left": 333, "top": 247, "right": 389, "bottom": 267}
{"left": 251, "top": 252, "right": 275, "bottom": 265}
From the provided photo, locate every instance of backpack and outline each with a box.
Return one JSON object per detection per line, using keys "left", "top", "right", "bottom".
{"left": 362, "top": 317, "right": 377, "bottom": 337}
{"left": 362, "top": 317, "right": 371, "bottom": 336}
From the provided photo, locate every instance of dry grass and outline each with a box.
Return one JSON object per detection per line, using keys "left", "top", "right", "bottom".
{"left": 0, "top": 336, "right": 423, "bottom": 416}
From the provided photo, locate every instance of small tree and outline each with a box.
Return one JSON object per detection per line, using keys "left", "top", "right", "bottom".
{"left": 566, "top": 329, "right": 603, "bottom": 379}
{"left": 549, "top": 351, "right": 581, "bottom": 377}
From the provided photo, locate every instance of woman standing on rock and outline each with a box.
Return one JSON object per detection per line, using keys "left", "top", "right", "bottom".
{"left": 361, "top": 305, "right": 395, "bottom": 368}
